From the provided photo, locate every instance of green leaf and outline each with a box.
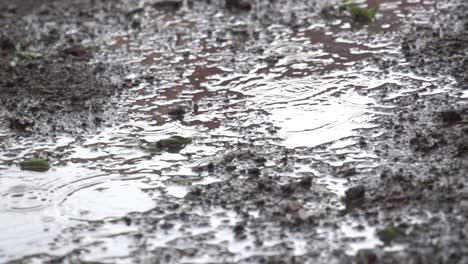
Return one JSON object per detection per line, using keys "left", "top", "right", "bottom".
{"left": 346, "top": 2, "right": 378, "bottom": 23}
{"left": 16, "top": 51, "right": 43, "bottom": 60}
{"left": 167, "top": 175, "right": 202, "bottom": 185}
{"left": 141, "top": 135, "right": 192, "bottom": 153}
{"left": 19, "top": 159, "right": 50, "bottom": 172}
{"left": 376, "top": 226, "right": 401, "bottom": 243}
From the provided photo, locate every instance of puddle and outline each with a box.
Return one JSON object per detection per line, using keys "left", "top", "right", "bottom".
{"left": 0, "top": 0, "right": 457, "bottom": 262}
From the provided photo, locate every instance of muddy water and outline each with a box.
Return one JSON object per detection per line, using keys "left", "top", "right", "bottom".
{"left": 0, "top": 0, "right": 450, "bottom": 262}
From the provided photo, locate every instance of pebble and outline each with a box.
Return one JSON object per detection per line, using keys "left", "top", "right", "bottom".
{"left": 345, "top": 185, "right": 365, "bottom": 202}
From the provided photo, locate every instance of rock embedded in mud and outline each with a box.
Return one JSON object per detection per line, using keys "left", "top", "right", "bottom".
{"left": 247, "top": 167, "right": 261, "bottom": 177}
{"left": 298, "top": 176, "right": 312, "bottom": 189}
{"left": 226, "top": 165, "right": 237, "bottom": 172}
{"left": 0, "top": 36, "right": 15, "bottom": 52}
{"left": 233, "top": 223, "right": 246, "bottom": 239}
{"left": 168, "top": 106, "right": 186, "bottom": 119}
{"left": 337, "top": 166, "right": 357, "bottom": 178}
{"left": 254, "top": 157, "right": 267, "bottom": 165}
{"left": 152, "top": 0, "right": 183, "bottom": 11}
{"left": 157, "top": 136, "right": 192, "bottom": 146}
{"left": 439, "top": 110, "right": 462, "bottom": 125}
{"left": 225, "top": 0, "right": 252, "bottom": 11}
{"left": 285, "top": 198, "right": 303, "bottom": 213}
{"left": 19, "top": 159, "right": 50, "bottom": 172}
{"left": 143, "top": 135, "right": 192, "bottom": 153}
{"left": 356, "top": 249, "right": 378, "bottom": 264}
{"left": 8, "top": 117, "right": 34, "bottom": 131}
{"left": 63, "top": 45, "right": 93, "bottom": 60}
{"left": 345, "top": 185, "right": 365, "bottom": 202}
{"left": 207, "top": 162, "right": 215, "bottom": 172}
{"left": 230, "top": 24, "right": 249, "bottom": 36}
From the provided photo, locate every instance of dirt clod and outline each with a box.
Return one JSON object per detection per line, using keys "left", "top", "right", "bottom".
{"left": 225, "top": 0, "right": 252, "bottom": 11}
{"left": 152, "top": 0, "right": 183, "bottom": 11}
{"left": 439, "top": 110, "right": 462, "bottom": 125}
{"left": 63, "top": 45, "right": 93, "bottom": 60}
{"left": 345, "top": 185, "right": 365, "bottom": 202}
{"left": 356, "top": 249, "right": 378, "bottom": 264}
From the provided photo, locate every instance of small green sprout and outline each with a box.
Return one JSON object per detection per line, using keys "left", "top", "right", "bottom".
{"left": 343, "top": 1, "right": 378, "bottom": 23}
{"left": 376, "top": 225, "right": 401, "bottom": 244}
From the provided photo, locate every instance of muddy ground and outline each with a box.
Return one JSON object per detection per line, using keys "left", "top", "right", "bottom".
{"left": 1, "top": 0, "right": 468, "bottom": 263}
{"left": 0, "top": 0, "right": 128, "bottom": 135}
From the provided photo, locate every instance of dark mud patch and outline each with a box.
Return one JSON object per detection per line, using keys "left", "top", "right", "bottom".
{"left": 401, "top": 1, "right": 468, "bottom": 85}
{"left": 347, "top": 92, "right": 468, "bottom": 263}
{"left": 344, "top": 3, "right": 468, "bottom": 258}
{"left": 0, "top": 0, "right": 130, "bottom": 135}
{"left": 0, "top": 49, "right": 124, "bottom": 135}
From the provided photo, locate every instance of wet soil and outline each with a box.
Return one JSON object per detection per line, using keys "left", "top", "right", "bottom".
{"left": 2, "top": 0, "right": 468, "bottom": 263}
{"left": 355, "top": 2, "right": 468, "bottom": 261}
{"left": 0, "top": 53, "right": 124, "bottom": 134}
{"left": 0, "top": 0, "right": 126, "bottom": 135}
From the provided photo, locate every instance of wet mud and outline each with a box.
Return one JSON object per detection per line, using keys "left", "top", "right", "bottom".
{"left": 1, "top": 0, "right": 468, "bottom": 263}
{"left": 0, "top": 0, "right": 127, "bottom": 135}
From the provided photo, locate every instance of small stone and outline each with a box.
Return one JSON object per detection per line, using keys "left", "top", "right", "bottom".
{"left": 8, "top": 117, "right": 34, "bottom": 131}
{"left": 225, "top": 0, "right": 252, "bottom": 11}
{"left": 356, "top": 249, "right": 378, "bottom": 264}
{"left": 207, "top": 162, "right": 215, "bottom": 172}
{"left": 152, "top": 0, "right": 182, "bottom": 11}
{"left": 286, "top": 199, "right": 303, "bottom": 212}
{"left": 0, "top": 36, "right": 15, "bottom": 51}
{"left": 63, "top": 45, "right": 93, "bottom": 60}
{"left": 193, "top": 103, "right": 199, "bottom": 114}
{"left": 189, "top": 188, "right": 202, "bottom": 196}
{"left": 345, "top": 185, "right": 365, "bottom": 202}
{"left": 123, "top": 217, "right": 132, "bottom": 226}
{"left": 337, "top": 167, "right": 357, "bottom": 178}
{"left": 168, "top": 106, "right": 186, "bottom": 118}
{"left": 439, "top": 110, "right": 462, "bottom": 125}
{"left": 233, "top": 223, "right": 246, "bottom": 239}
{"left": 298, "top": 176, "right": 312, "bottom": 189}
{"left": 460, "top": 200, "right": 468, "bottom": 211}
{"left": 254, "top": 157, "right": 267, "bottom": 165}
{"left": 359, "top": 138, "right": 367, "bottom": 148}
{"left": 247, "top": 167, "right": 261, "bottom": 177}
{"left": 143, "top": 135, "right": 192, "bottom": 153}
